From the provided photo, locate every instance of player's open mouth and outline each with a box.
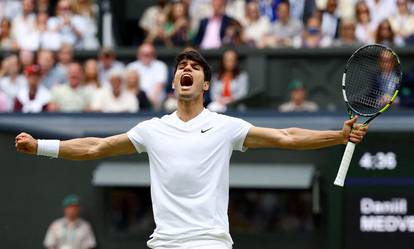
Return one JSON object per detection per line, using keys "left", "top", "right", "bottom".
{"left": 180, "top": 74, "right": 193, "bottom": 89}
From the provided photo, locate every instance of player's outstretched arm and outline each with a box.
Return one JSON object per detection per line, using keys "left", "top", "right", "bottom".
{"left": 244, "top": 116, "right": 368, "bottom": 150}
{"left": 15, "top": 132, "right": 136, "bottom": 160}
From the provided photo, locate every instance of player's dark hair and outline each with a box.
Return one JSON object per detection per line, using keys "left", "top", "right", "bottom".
{"left": 174, "top": 48, "right": 212, "bottom": 82}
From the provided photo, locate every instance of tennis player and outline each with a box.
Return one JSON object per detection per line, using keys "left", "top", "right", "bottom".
{"left": 15, "top": 49, "right": 367, "bottom": 249}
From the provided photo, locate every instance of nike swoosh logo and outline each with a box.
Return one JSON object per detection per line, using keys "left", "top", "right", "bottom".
{"left": 201, "top": 127, "right": 213, "bottom": 133}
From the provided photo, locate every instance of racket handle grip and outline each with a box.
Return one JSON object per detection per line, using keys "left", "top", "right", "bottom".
{"left": 334, "top": 141, "right": 356, "bottom": 187}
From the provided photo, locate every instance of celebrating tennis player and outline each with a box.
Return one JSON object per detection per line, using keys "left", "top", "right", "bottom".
{"left": 15, "top": 49, "right": 367, "bottom": 249}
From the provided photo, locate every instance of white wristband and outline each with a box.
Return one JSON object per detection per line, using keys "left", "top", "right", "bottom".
{"left": 37, "top": 139, "right": 60, "bottom": 158}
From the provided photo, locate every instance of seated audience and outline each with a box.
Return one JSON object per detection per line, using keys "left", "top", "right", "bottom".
{"left": 389, "top": 0, "right": 414, "bottom": 43}
{"left": 366, "top": 0, "right": 397, "bottom": 27}
{"left": 38, "top": 49, "right": 66, "bottom": 89}
{"left": 48, "top": 0, "right": 90, "bottom": 49}
{"left": 164, "top": 1, "right": 192, "bottom": 47}
{"left": 375, "top": 19, "right": 404, "bottom": 47}
{"left": 14, "top": 64, "right": 50, "bottom": 113}
{"left": 0, "top": 55, "right": 26, "bottom": 111}
{"left": 289, "top": 0, "right": 317, "bottom": 22}
{"left": 127, "top": 43, "right": 167, "bottom": 110}
{"left": 262, "top": 1, "right": 303, "bottom": 47}
{"left": 194, "top": 0, "right": 236, "bottom": 49}
{"left": 44, "top": 195, "right": 96, "bottom": 249}
{"left": 279, "top": 80, "right": 319, "bottom": 112}
{"left": 241, "top": 1, "right": 271, "bottom": 47}
{"left": 355, "top": 1, "right": 375, "bottom": 44}
{"left": 0, "top": 89, "right": 8, "bottom": 111}
{"left": 143, "top": 11, "right": 170, "bottom": 47}
{"left": 333, "top": 19, "right": 363, "bottom": 47}
{"left": 48, "top": 62, "right": 89, "bottom": 112}
{"left": 222, "top": 19, "right": 244, "bottom": 47}
{"left": 91, "top": 69, "right": 138, "bottom": 113}
{"left": 71, "top": 0, "right": 99, "bottom": 49}
{"left": 208, "top": 49, "right": 248, "bottom": 112}
{"left": 54, "top": 43, "right": 74, "bottom": 83}
{"left": 19, "top": 49, "right": 35, "bottom": 68}
{"left": 139, "top": 0, "right": 171, "bottom": 36}
{"left": 320, "top": 0, "right": 341, "bottom": 39}
{"left": 12, "top": 0, "right": 36, "bottom": 50}
{"left": 83, "top": 59, "right": 101, "bottom": 104}
{"left": 292, "top": 15, "right": 332, "bottom": 48}
{"left": 97, "top": 47, "right": 124, "bottom": 86}
{"left": 125, "top": 69, "right": 151, "bottom": 111}
{"left": 0, "top": 18, "right": 16, "bottom": 50}
{"left": 30, "top": 11, "right": 62, "bottom": 51}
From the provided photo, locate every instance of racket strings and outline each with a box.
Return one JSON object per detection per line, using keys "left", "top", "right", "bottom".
{"left": 345, "top": 46, "right": 401, "bottom": 115}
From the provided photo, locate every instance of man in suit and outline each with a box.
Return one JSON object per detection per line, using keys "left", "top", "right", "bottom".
{"left": 194, "top": 0, "right": 235, "bottom": 49}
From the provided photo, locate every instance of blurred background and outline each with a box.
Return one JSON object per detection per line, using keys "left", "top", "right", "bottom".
{"left": 1, "top": 0, "right": 414, "bottom": 249}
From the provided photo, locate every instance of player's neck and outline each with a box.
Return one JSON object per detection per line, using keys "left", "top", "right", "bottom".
{"left": 176, "top": 100, "right": 204, "bottom": 122}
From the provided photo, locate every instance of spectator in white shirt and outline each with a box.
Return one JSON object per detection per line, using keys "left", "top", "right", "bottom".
{"left": 12, "top": 0, "right": 36, "bottom": 50}
{"left": 48, "top": 0, "right": 87, "bottom": 49}
{"left": 48, "top": 62, "right": 89, "bottom": 112}
{"left": 32, "top": 11, "right": 62, "bottom": 51}
{"left": 366, "top": 0, "right": 397, "bottom": 26}
{"left": 44, "top": 195, "right": 96, "bottom": 249}
{"left": 91, "top": 68, "right": 138, "bottom": 113}
{"left": 0, "top": 55, "right": 27, "bottom": 111}
{"left": 389, "top": 0, "right": 414, "bottom": 42}
{"left": 241, "top": 1, "right": 271, "bottom": 47}
{"left": 127, "top": 43, "right": 167, "bottom": 110}
{"left": 97, "top": 47, "right": 124, "bottom": 86}
{"left": 71, "top": 0, "right": 99, "bottom": 49}
{"left": 14, "top": 64, "right": 50, "bottom": 113}
{"left": 355, "top": 0, "right": 376, "bottom": 44}
{"left": 262, "top": 1, "right": 303, "bottom": 47}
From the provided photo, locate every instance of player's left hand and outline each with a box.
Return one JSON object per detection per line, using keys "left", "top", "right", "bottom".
{"left": 341, "top": 116, "right": 368, "bottom": 144}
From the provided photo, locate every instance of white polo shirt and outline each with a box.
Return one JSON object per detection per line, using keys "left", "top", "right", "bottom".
{"left": 127, "top": 109, "right": 252, "bottom": 249}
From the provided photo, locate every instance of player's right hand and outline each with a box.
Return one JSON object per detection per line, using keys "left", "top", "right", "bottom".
{"left": 15, "top": 132, "right": 37, "bottom": 155}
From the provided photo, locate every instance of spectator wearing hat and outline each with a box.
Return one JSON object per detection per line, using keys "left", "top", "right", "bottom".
{"left": 278, "top": 80, "right": 319, "bottom": 112}
{"left": 44, "top": 194, "right": 96, "bottom": 249}
{"left": 14, "top": 64, "right": 50, "bottom": 113}
{"left": 97, "top": 47, "right": 124, "bottom": 87}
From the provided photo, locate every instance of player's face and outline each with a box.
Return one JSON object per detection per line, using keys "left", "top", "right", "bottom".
{"left": 173, "top": 59, "right": 209, "bottom": 101}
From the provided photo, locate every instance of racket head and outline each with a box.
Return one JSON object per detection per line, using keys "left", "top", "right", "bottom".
{"left": 342, "top": 44, "right": 402, "bottom": 119}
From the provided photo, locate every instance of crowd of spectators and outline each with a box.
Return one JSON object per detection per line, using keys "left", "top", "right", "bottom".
{"left": 139, "top": 0, "right": 414, "bottom": 49}
{"left": 1, "top": 0, "right": 414, "bottom": 113}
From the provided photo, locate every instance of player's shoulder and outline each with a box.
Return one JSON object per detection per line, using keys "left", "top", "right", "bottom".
{"left": 209, "top": 110, "right": 248, "bottom": 124}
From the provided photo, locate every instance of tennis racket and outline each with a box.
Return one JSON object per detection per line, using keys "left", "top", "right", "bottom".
{"left": 333, "top": 44, "right": 402, "bottom": 187}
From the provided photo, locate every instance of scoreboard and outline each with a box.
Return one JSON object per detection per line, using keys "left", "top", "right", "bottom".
{"left": 343, "top": 132, "right": 414, "bottom": 249}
